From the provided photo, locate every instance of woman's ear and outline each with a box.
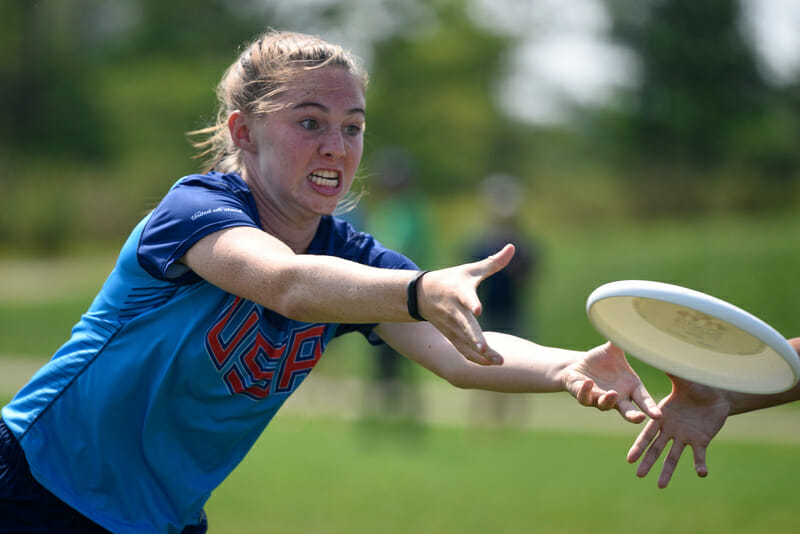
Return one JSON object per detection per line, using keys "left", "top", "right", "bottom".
{"left": 228, "top": 110, "right": 256, "bottom": 153}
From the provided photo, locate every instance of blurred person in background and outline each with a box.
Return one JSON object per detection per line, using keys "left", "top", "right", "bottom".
{"left": 467, "top": 174, "right": 541, "bottom": 427}
{"left": 360, "top": 147, "right": 431, "bottom": 429}
{"left": 0, "top": 30, "right": 660, "bottom": 534}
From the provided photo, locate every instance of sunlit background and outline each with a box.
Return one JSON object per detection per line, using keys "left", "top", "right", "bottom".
{"left": 2, "top": 0, "right": 799, "bottom": 251}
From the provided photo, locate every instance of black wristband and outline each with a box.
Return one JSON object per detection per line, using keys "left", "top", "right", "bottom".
{"left": 406, "top": 270, "right": 429, "bottom": 321}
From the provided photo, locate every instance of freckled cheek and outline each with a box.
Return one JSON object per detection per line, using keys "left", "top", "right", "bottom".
{"left": 262, "top": 134, "right": 307, "bottom": 172}
{"left": 282, "top": 144, "right": 311, "bottom": 176}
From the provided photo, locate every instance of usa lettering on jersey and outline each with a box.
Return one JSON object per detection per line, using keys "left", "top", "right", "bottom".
{"left": 205, "top": 296, "right": 325, "bottom": 400}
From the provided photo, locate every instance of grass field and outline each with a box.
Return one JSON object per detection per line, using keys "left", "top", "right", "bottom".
{"left": 203, "top": 416, "right": 800, "bottom": 534}
{"left": 1, "top": 210, "right": 799, "bottom": 532}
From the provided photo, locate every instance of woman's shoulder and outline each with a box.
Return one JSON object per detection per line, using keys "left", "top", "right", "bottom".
{"left": 314, "top": 216, "right": 418, "bottom": 270}
{"left": 321, "top": 215, "right": 375, "bottom": 251}
{"left": 154, "top": 170, "right": 260, "bottom": 227}
{"left": 172, "top": 170, "right": 250, "bottom": 195}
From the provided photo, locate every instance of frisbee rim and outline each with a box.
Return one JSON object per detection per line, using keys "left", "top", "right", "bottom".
{"left": 586, "top": 280, "right": 800, "bottom": 393}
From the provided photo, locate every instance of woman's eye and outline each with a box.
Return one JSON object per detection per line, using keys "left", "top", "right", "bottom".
{"left": 344, "top": 124, "right": 362, "bottom": 136}
{"left": 299, "top": 118, "right": 319, "bottom": 130}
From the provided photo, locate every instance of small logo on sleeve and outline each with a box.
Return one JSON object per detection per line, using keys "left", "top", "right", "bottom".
{"left": 190, "top": 207, "right": 244, "bottom": 221}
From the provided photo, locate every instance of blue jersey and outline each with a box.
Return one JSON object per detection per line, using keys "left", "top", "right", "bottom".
{"left": 1, "top": 171, "right": 416, "bottom": 533}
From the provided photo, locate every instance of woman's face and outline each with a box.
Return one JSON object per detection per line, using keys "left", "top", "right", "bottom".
{"left": 241, "top": 66, "right": 366, "bottom": 222}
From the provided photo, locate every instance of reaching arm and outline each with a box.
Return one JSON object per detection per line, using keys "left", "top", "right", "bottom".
{"left": 181, "top": 225, "right": 515, "bottom": 365}
{"left": 183, "top": 226, "right": 413, "bottom": 323}
{"left": 627, "top": 338, "right": 800, "bottom": 488}
{"left": 375, "top": 321, "right": 661, "bottom": 423}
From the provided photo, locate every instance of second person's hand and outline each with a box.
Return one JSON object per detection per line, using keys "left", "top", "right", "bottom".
{"left": 627, "top": 375, "right": 730, "bottom": 488}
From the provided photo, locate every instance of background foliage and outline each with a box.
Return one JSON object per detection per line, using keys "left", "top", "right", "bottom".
{"left": 1, "top": 0, "right": 798, "bottom": 253}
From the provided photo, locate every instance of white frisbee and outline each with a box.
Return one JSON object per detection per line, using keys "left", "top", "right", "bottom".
{"left": 586, "top": 280, "right": 800, "bottom": 394}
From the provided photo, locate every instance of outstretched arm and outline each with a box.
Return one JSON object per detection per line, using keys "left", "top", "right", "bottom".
{"left": 182, "top": 226, "right": 514, "bottom": 366}
{"left": 376, "top": 321, "right": 661, "bottom": 423}
{"left": 627, "top": 338, "right": 800, "bottom": 488}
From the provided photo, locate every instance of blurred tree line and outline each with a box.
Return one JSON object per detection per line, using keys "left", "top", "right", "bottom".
{"left": 1, "top": 0, "right": 798, "bottom": 253}
{"left": 603, "top": 0, "right": 800, "bottom": 213}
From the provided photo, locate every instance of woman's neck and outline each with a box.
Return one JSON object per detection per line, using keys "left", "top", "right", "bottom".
{"left": 246, "top": 187, "right": 319, "bottom": 254}
{"left": 237, "top": 167, "right": 324, "bottom": 254}
{"left": 259, "top": 210, "right": 320, "bottom": 254}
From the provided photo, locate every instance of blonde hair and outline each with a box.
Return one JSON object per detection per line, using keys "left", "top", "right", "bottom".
{"left": 188, "top": 30, "right": 369, "bottom": 174}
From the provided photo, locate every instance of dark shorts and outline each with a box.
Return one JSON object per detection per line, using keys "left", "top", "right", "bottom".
{"left": 0, "top": 418, "right": 207, "bottom": 533}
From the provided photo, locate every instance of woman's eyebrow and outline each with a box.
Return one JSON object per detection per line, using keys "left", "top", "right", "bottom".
{"left": 292, "top": 101, "right": 366, "bottom": 116}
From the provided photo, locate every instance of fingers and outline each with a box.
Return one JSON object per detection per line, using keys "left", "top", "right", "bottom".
{"left": 615, "top": 398, "right": 646, "bottom": 424}
{"left": 637, "top": 431, "right": 669, "bottom": 479}
{"left": 448, "top": 311, "right": 503, "bottom": 366}
{"left": 420, "top": 258, "right": 511, "bottom": 364}
{"left": 596, "top": 390, "right": 618, "bottom": 411}
{"left": 627, "top": 418, "right": 661, "bottom": 463}
{"left": 464, "top": 291, "right": 483, "bottom": 317}
{"left": 629, "top": 428, "right": 703, "bottom": 489}
{"left": 575, "top": 379, "right": 617, "bottom": 410}
{"left": 602, "top": 344, "right": 661, "bottom": 420}
{"left": 458, "top": 244, "right": 514, "bottom": 335}
{"left": 656, "top": 441, "right": 686, "bottom": 489}
{"left": 631, "top": 383, "right": 662, "bottom": 420}
{"left": 454, "top": 340, "right": 502, "bottom": 366}
{"left": 574, "top": 380, "right": 593, "bottom": 405}
{"left": 448, "top": 333, "right": 496, "bottom": 366}
{"left": 439, "top": 314, "right": 502, "bottom": 366}
{"left": 692, "top": 444, "right": 709, "bottom": 478}
{"left": 474, "top": 244, "right": 515, "bottom": 282}
{"left": 455, "top": 347, "right": 493, "bottom": 366}
{"left": 421, "top": 276, "right": 501, "bottom": 366}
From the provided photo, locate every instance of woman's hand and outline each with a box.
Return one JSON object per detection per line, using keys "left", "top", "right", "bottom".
{"left": 627, "top": 375, "right": 730, "bottom": 488}
{"left": 562, "top": 342, "right": 662, "bottom": 423}
{"left": 415, "top": 244, "right": 516, "bottom": 366}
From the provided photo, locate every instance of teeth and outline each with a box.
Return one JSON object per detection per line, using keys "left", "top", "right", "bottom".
{"left": 309, "top": 170, "right": 339, "bottom": 187}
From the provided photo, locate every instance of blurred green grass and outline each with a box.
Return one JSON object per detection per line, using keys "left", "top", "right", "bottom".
{"left": 205, "top": 416, "right": 800, "bottom": 534}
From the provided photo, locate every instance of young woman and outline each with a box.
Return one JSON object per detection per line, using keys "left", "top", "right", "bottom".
{"left": 0, "top": 30, "right": 660, "bottom": 533}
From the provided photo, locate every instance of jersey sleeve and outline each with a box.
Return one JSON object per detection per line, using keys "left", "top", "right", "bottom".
{"left": 137, "top": 173, "right": 261, "bottom": 284}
